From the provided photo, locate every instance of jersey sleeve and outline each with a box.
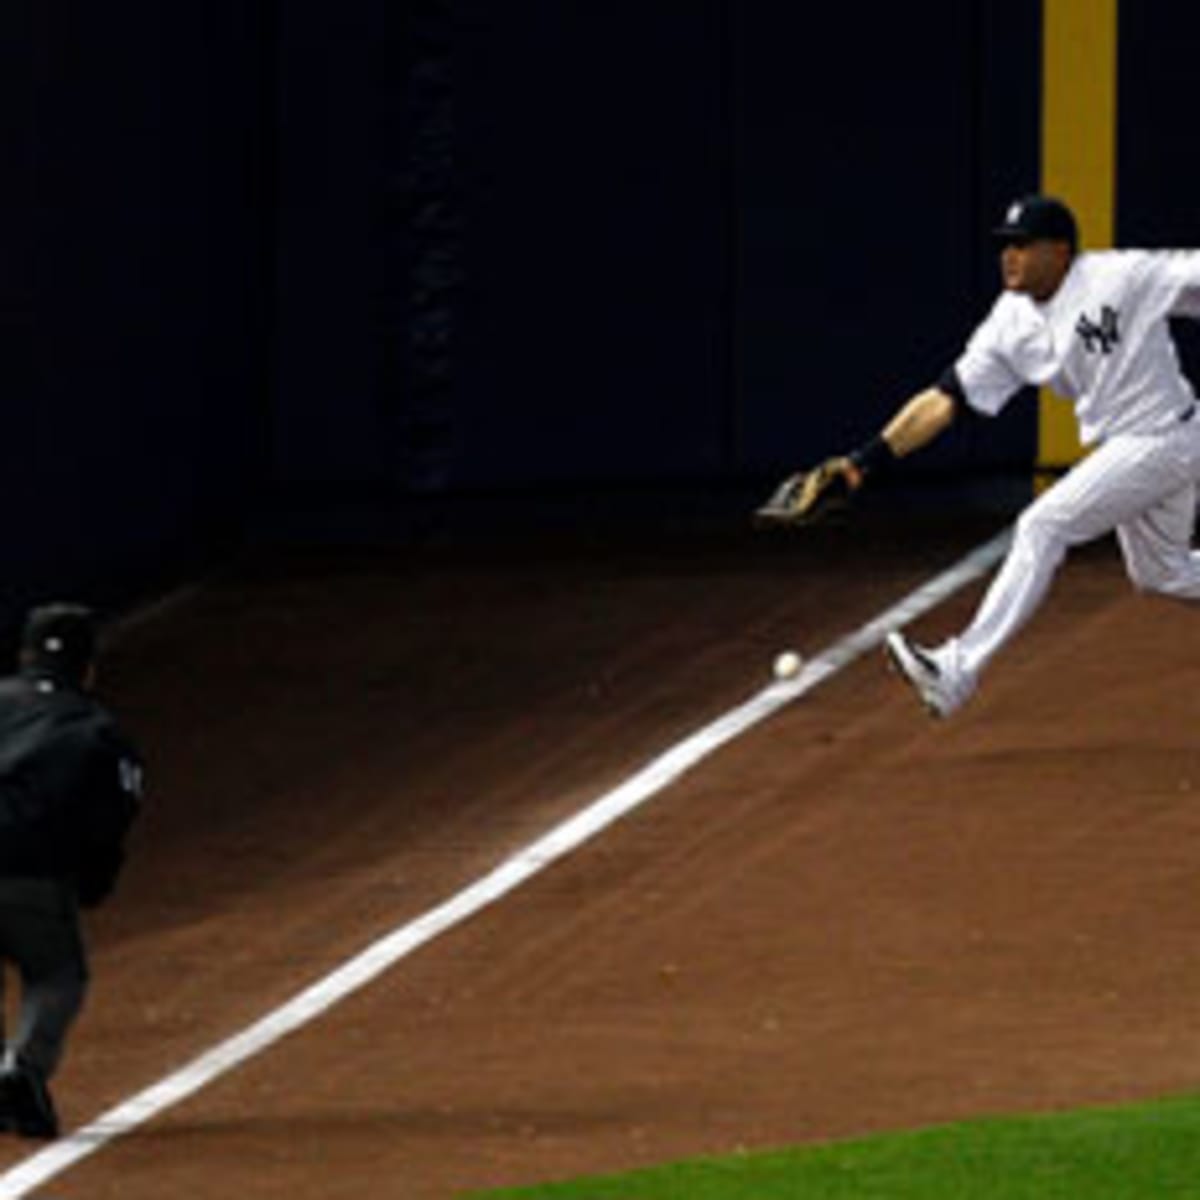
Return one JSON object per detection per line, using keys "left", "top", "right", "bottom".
{"left": 1123, "top": 250, "right": 1200, "bottom": 319}
{"left": 1160, "top": 252, "right": 1200, "bottom": 318}
{"left": 949, "top": 302, "right": 1026, "bottom": 417}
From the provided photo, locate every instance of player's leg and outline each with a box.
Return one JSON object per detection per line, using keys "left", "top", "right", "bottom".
{"left": 888, "top": 447, "right": 1119, "bottom": 717}
{"left": 955, "top": 430, "right": 1195, "bottom": 678}
{"left": 1116, "top": 480, "right": 1200, "bottom": 598}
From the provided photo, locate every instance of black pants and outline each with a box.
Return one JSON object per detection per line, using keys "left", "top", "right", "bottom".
{"left": 0, "top": 878, "right": 88, "bottom": 1080}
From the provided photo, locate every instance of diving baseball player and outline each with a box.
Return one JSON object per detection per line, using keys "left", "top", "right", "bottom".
{"left": 757, "top": 194, "right": 1200, "bottom": 716}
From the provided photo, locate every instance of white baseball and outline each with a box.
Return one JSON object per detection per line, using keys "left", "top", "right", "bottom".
{"left": 773, "top": 650, "right": 803, "bottom": 680}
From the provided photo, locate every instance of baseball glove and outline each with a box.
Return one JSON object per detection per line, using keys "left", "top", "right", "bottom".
{"left": 753, "top": 456, "right": 863, "bottom": 528}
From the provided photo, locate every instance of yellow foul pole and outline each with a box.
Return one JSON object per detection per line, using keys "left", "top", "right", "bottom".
{"left": 1038, "top": 0, "right": 1118, "bottom": 472}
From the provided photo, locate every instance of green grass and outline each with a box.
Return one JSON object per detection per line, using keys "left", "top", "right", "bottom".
{"left": 471, "top": 1094, "right": 1200, "bottom": 1198}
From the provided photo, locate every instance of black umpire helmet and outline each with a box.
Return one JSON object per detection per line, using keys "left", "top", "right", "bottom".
{"left": 20, "top": 603, "right": 98, "bottom": 686}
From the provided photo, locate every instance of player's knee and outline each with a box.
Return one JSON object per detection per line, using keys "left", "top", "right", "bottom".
{"left": 1013, "top": 506, "right": 1070, "bottom": 565}
{"left": 1127, "top": 557, "right": 1200, "bottom": 599}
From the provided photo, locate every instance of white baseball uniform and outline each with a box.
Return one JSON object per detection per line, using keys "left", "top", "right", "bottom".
{"left": 942, "top": 249, "right": 1200, "bottom": 687}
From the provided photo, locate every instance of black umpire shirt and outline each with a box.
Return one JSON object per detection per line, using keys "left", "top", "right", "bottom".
{"left": 0, "top": 669, "right": 142, "bottom": 907}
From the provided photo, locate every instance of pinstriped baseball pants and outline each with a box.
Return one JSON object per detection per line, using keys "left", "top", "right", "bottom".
{"left": 955, "top": 415, "right": 1200, "bottom": 681}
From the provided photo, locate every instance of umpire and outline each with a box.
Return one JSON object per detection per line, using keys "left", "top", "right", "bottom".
{"left": 0, "top": 603, "right": 143, "bottom": 1138}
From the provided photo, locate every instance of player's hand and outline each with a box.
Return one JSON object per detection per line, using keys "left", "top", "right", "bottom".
{"left": 753, "top": 456, "right": 864, "bottom": 528}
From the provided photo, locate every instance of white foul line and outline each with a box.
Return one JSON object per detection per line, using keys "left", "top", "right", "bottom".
{"left": 0, "top": 526, "right": 1011, "bottom": 1197}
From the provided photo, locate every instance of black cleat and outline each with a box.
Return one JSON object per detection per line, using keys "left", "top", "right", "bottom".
{"left": 0, "top": 1063, "right": 60, "bottom": 1140}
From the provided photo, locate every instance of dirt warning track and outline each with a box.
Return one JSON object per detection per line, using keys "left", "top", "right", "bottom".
{"left": 2, "top": 515, "right": 1198, "bottom": 1198}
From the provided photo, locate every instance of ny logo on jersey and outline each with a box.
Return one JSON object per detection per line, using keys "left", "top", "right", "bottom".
{"left": 1075, "top": 305, "right": 1120, "bottom": 355}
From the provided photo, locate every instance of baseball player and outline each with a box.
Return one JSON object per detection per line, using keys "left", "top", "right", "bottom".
{"left": 757, "top": 194, "right": 1200, "bottom": 716}
{"left": 0, "top": 604, "right": 143, "bottom": 1137}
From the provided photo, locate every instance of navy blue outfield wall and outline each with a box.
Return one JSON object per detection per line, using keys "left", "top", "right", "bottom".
{"left": 11, "top": 1, "right": 1200, "bottom": 622}
{"left": 9, "top": 3, "right": 274, "bottom": 631}
{"left": 278, "top": 0, "right": 1045, "bottom": 494}
{"left": 731, "top": 0, "right": 1040, "bottom": 482}
{"left": 1117, "top": 3, "right": 1200, "bottom": 380}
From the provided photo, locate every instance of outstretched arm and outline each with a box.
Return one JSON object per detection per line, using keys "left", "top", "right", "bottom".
{"left": 879, "top": 386, "right": 957, "bottom": 459}
{"left": 754, "top": 385, "right": 960, "bottom": 528}
{"left": 837, "top": 385, "right": 959, "bottom": 486}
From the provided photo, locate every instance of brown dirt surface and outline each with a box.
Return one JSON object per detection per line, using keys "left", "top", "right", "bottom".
{"left": 3, "top": 514, "right": 1199, "bottom": 1198}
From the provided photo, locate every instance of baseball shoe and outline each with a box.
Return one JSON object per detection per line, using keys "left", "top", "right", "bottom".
{"left": 0, "top": 1061, "right": 59, "bottom": 1140}
{"left": 884, "top": 632, "right": 973, "bottom": 718}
